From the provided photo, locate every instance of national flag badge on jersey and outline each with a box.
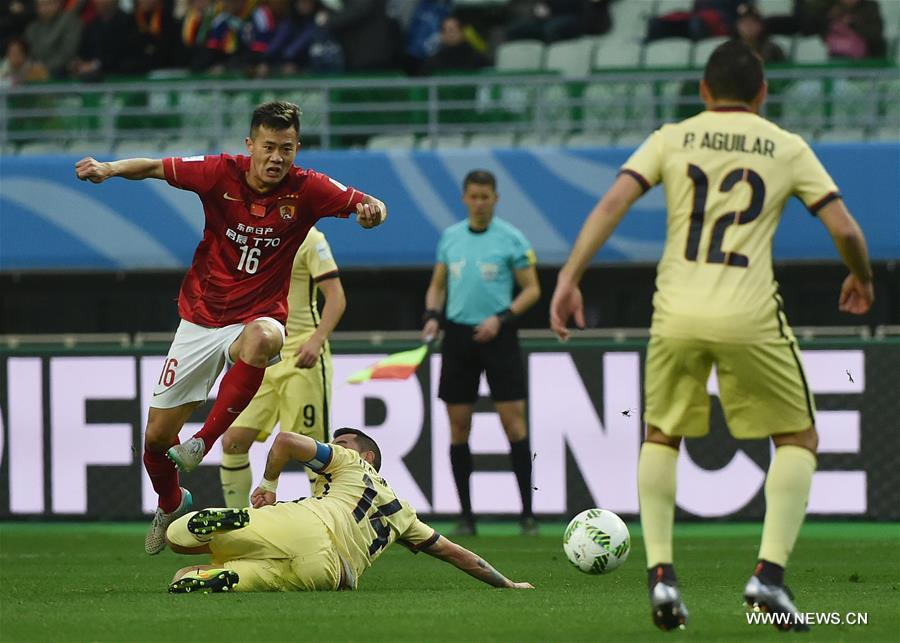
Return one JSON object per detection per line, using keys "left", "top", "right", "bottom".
{"left": 279, "top": 204, "right": 296, "bottom": 220}
{"left": 250, "top": 202, "right": 267, "bottom": 218}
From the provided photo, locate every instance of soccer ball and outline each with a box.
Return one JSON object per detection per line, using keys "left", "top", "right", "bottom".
{"left": 562, "top": 508, "right": 630, "bottom": 574}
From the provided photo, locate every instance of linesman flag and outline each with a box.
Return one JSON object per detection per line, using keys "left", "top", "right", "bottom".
{"left": 347, "top": 344, "right": 431, "bottom": 384}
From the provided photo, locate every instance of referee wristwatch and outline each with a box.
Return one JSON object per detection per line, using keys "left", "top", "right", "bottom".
{"left": 496, "top": 308, "right": 516, "bottom": 325}
{"left": 423, "top": 308, "right": 442, "bottom": 325}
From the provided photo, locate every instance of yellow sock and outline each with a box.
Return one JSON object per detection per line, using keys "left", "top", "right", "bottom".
{"left": 638, "top": 442, "right": 679, "bottom": 567}
{"left": 758, "top": 445, "right": 817, "bottom": 567}
{"left": 220, "top": 452, "right": 252, "bottom": 508}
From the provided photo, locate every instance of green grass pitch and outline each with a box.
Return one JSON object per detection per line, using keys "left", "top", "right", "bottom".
{"left": 1, "top": 522, "right": 897, "bottom": 642}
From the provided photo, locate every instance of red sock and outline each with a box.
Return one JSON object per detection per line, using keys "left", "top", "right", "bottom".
{"left": 194, "top": 359, "right": 265, "bottom": 453}
{"left": 143, "top": 437, "right": 181, "bottom": 513}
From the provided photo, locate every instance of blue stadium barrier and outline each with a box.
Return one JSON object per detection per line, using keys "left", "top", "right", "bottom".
{"left": 1, "top": 143, "right": 897, "bottom": 270}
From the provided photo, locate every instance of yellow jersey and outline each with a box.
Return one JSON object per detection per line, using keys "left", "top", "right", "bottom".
{"left": 621, "top": 107, "right": 839, "bottom": 343}
{"left": 283, "top": 226, "right": 339, "bottom": 354}
{"left": 301, "top": 444, "right": 438, "bottom": 587}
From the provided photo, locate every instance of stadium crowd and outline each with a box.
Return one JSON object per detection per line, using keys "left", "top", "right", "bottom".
{"left": 0, "top": 0, "right": 891, "bottom": 87}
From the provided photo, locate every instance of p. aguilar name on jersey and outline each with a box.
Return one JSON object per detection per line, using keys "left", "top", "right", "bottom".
{"left": 683, "top": 131, "right": 776, "bottom": 157}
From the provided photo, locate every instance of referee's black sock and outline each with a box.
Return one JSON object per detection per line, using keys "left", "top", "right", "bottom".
{"left": 450, "top": 443, "right": 474, "bottom": 519}
{"left": 509, "top": 438, "right": 533, "bottom": 518}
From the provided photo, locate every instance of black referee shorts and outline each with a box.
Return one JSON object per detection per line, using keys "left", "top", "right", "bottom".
{"left": 438, "top": 320, "right": 526, "bottom": 405}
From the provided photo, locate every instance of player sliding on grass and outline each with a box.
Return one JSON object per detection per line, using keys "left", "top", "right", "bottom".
{"left": 75, "top": 101, "right": 387, "bottom": 556}
{"left": 550, "top": 40, "right": 873, "bottom": 632}
{"left": 165, "top": 428, "right": 534, "bottom": 593}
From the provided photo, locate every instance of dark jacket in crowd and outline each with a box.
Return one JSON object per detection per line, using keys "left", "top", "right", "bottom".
{"left": 326, "top": 0, "right": 399, "bottom": 70}
{"left": 79, "top": 8, "right": 141, "bottom": 77}
{"left": 24, "top": 9, "right": 82, "bottom": 76}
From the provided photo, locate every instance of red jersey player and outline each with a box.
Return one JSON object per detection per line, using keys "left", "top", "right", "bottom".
{"left": 74, "top": 101, "right": 387, "bottom": 554}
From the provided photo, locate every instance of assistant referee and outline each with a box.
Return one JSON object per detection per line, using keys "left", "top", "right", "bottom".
{"left": 422, "top": 169, "right": 541, "bottom": 536}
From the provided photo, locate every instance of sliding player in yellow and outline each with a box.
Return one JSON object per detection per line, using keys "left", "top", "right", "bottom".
{"left": 220, "top": 226, "right": 343, "bottom": 506}
{"left": 551, "top": 41, "right": 873, "bottom": 632}
{"left": 165, "top": 428, "right": 534, "bottom": 592}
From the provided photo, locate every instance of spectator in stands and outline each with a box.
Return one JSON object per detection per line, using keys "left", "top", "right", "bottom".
{"left": 733, "top": 3, "right": 786, "bottom": 64}
{"left": 252, "top": 0, "right": 343, "bottom": 76}
{"left": 134, "top": 0, "right": 181, "bottom": 71}
{"left": 180, "top": 0, "right": 217, "bottom": 65}
{"left": 763, "top": 0, "right": 832, "bottom": 37}
{"left": 1, "top": 1, "right": 35, "bottom": 52}
{"left": 0, "top": 36, "right": 49, "bottom": 87}
{"left": 403, "top": 0, "right": 452, "bottom": 75}
{"left": 646, "top": 0, "right": 742, "bottom": 42}
{"left": 24, "top": 0, "right": 82, "bottom": 78}
{"left": 245, "top": 0, "right": 294, "bottom": 70}
{"left": 317, "top": 0, "right": 398, "bottom": 71}
{"left": 424, "top": 15, "right": 489, "bottom": 74}
{"left": 65, "top": 0, "right": 98, "bottom": 24}
{"left": 505, "top": 0, "right": 583, "bottom": 44}
{"left": 583, "top": 0, "right": 612, "bottom": 37}
{"left": 824, "top": 0, "right": 886, "bottom": 60}
{"left": 191, "top": 0, "right": 247, "bottom": 72}
{"left": 72, "top": 0, "right": 140, "bottom": 81}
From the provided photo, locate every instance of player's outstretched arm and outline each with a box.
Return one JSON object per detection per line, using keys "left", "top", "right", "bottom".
{"left": 356, "top": 195, "right": 388, "bottom": 228}
{"left": 75, "top": 157, "right": 165, "bottom": 183}
{"left": 817, "top": 199, "right": 874, "bottom": 315}
{"left": 550, "top": 174, "right": 643, "bottom": 340}
{"left": 422, "top": 535, "right": 533, "bottom": 589}
{"left": 251, "top": 432, "right": 320, "bottom": 507}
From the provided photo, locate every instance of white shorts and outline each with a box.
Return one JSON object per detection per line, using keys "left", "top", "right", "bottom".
{"left": 151, "top": 317, "right": 286, "bottom": 409}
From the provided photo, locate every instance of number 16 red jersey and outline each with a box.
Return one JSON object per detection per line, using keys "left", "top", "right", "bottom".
{"left": 163, "top": 154, "right": 366, "bottom": 327}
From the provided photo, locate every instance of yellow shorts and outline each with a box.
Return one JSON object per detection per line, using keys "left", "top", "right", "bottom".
{"left": 209, "top": 503, "right": 341, "bottom": 592}
{"left": 643, "top": 335, "right": 815, "bottom": 439}
{"left": 232, "top": 346, "right": 332, "bottom": 442}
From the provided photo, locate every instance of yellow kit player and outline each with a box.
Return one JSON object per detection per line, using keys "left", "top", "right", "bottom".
{"left": 550, "top": 41, "right": 873, "bottom": 632}
{"left": 220, "top": 225, "right": 345, "bottom": 506}
{"left": 165, "top": 428, "right": 534, "bottom": 593}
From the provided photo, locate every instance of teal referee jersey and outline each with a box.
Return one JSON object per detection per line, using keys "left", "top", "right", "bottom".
{"left": 437, "top": 218, "right": 537, "bottom": 326}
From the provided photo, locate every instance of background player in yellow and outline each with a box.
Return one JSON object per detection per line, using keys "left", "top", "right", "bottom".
{"left": 219, "top": 226, "right": 344, "bottom": 507}
{"left": 165, "top": 428, "right": 534, "bottom": 593}
{"left": 550, "top": 41, "right": 873, "bottom": 632}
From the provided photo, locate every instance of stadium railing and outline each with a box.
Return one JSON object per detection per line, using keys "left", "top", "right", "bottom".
{"left": 1, "top": 63, "right": 896, "bottom": 154}
{"left": 0, "top": 326, "right": 887, "bottom": 351}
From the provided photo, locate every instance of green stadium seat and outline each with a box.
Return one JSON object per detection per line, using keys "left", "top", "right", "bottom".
{"left": 608, "top": 1, "right": 653, "bottom": 41}
{"left": 495, "top": 40, "right": 545, "bottom": 71}
{"left": 771, "top": 35, "right": 795, "bottom": 59}
{"left": 876, "top": 0, "right": 899, "bottom": 39}
{"left": 643, "top": 39, "right": 693, "bottom": 67}
{"left": 593, "top": 38, "right": 643, "bottom": 69}
{"left": 544, "top": 38, "right": 594, "bottom": 78}
{"left": 793, "top": 36, "right": 828, "bottom": 63}
{"left": 758, "top": 0, "right": 794, "bottom": 13}
{"left": 655, "top": 0, "right": 692, "bottom": 14}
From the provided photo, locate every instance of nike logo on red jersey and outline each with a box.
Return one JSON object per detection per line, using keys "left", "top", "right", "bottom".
{"left": 223, "top": 192, "right": 242, "bottom": 201}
